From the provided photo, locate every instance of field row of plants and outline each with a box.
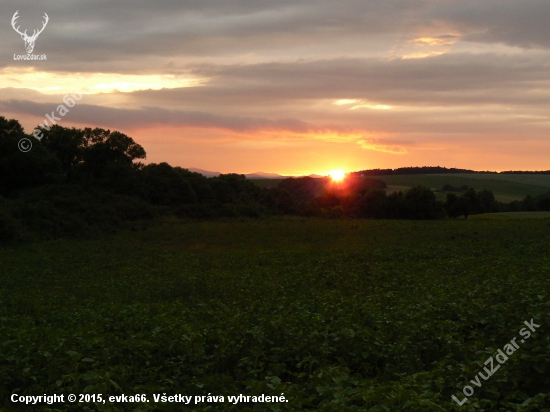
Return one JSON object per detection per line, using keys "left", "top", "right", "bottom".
{"left": 1, "top": 218, "right": 550, "bottom": 411}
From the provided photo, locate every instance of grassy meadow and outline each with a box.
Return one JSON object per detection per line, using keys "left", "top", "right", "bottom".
{"left": 1, "top": 217, "right": 550, "bottom": 411}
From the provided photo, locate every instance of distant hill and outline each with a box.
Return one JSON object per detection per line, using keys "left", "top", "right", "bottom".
{"left": 187, "top": 168, "right": 285, "bottom": 179}
{"left": 376, "top": 173, "right": 550, "bottom": 203}
{"left": 187, "top": 167, "right": 221, "bottom": 177}
{"left": 245, "top": 172, "right": 285, "bottom": 179}
{"left": 345, "top": 167, "right": 550, "bottom": 202}
{"left": 352, "top": 166, "right": 494, "bottom": 176}
{"left": 500, "top": 170, "right": 550, "bottom": 174}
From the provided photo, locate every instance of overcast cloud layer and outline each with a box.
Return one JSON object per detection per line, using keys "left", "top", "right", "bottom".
{"left": 1, "top": 0, "right": 550, "bottom": 173}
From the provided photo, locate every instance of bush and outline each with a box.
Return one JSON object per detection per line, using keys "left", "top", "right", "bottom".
{"left": 10, "top": 185, "right": 157, "bottom": 239}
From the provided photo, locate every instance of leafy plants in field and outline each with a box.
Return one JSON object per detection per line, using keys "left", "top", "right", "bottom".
{"left": 1, "top": 219, "right": 549, "bottom": 410}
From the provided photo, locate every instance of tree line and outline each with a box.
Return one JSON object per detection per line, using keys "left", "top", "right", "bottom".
{"left": 353, "top": 166, "right": 550, "bottom": 175}
{"left": 351, "top": 166, "right": 493, "bottom": 176}
{"left": 1, "top": 116, "right": 549, "bottom": 242}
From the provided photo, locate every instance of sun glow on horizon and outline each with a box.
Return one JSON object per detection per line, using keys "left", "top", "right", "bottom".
{"left": 329, "top": 170, "right": 346, "bottom": 181}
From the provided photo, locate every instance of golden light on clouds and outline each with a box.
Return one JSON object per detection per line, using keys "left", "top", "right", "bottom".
{"left": 307, "top": 131, "right": 364, "bottom": 144}
{"left": 351, "top": 103, "right": 392, "bottom": 110}
{"left": 334, "top": 99, "right": 360, "bottom": 106}
{"left": 0, "top": 68, "right": 206, "bottom": 95}
{"left": 358, "top": 138, "right": 408, "bottom": 154}
{"left": 288, "top": 130, "right": 406, "bottom": 154}
{"left": 233, "top": 129, "right": 401, "bottom": 156}
{"left": 333, "top": 99, "right": 391, "bottom": 110}
{"left": 412, "top": 35, "right": 459, "bottom": 46}
{"left": 394, "top": 32, "right": 459, "bottom": 59}
{"left": 401, "top": 51, "right": 447, "bottom": 59}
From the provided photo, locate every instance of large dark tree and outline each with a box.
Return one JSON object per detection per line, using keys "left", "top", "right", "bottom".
{"left": 444, "top": 193, "right": 466, "bottom": 219}
{"left": 403, "top": 185, "right": 444, "bottom": 219}
{"left": 80, "top": 128, "right": 146, "bottom": 172}
{"left": 0, "top": 117, "right": 62, "bottom": 196}
{"left": 38, "top": 125, "right": 85, "bottom": 181}
{"left": 461, "top": 187, "right": 483, "bottom": 218}
{"left": 142, "top": 163, "right": 197, "bottom": 206}
{"left": 537, "top": 193, "right": 550, "bottom": 211}
{"left": 66, "top": 128, "right": 147, "bottom": 194}
{"left": 477, "top": 189, "right": 498, "bottom": 213}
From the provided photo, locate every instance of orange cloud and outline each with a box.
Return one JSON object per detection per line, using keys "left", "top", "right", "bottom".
{"left": 357, "top": 137, "right": 411, "bottom": 154}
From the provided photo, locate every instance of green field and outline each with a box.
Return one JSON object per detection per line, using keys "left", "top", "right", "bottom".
{"left": 1, "top": 217, "right": 550, "bottom": 411}
{"left": 471, "top": 211, "right": 550, "bottom": 220}
{"left": 378, "top": 174, "right": 550, "bottom": 202}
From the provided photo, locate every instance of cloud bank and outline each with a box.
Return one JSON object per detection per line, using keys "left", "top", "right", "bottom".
{"left": 1, "top": 0, "right": 550, "bottom": 172}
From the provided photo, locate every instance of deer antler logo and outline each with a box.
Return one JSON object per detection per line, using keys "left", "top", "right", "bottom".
{"left": 12, "top": 11, "right": 49, "bottom": 54}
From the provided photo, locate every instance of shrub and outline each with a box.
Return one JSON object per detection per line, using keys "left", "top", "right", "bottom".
{"left": 10, "top": 185, "right": 157, "bottom": 239}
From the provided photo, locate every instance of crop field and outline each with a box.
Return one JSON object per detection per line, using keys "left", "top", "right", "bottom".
{"left": 1, "top": 217, "right": 550, "bottom": 411}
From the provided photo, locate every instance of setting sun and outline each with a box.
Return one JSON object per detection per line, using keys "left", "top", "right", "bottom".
{"left": 329, "top": 170, "right": 346, "bottom": 181}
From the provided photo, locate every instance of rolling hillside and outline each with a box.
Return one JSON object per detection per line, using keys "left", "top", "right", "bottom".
{"left": 374, "top": 173, "right": 550, "bottom": 202}
{"left": 250, "top": 173, "right": 550, "bottom": 202}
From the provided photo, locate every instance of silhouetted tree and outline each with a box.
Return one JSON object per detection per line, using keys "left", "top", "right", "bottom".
{"left": 537, "top": 194, "right": 550, "bottom": 211}
{"left": 142, "top": 163, "right": 197, "bottom": 206}
{"left": 358, "top": 189, "right": 388, "bottom": 219}
{"left": 403, "top": 185, "right": 444, "bottom": 219}
{"left": 521, "top": 195, "right": 537, "bottom": 211}
{"left": 39, "top": 125, "right": 84, "bottom": 181}
{"left": 278, "top": 177, "right": 322, "bottom": 200}
{"left": 444, "top": 193, "right": 464, "bottom": 219}
{"left": 71, "top": 128, "right": 146, "bottom": 194}
{"left": 0, "top": 117, "right": 62, "bottom": 196}
{"left": 477, "top": 189, "right": 498, "bottom": 213}
{"left": 461, "top": 188, "right": 482, "bottom": 218}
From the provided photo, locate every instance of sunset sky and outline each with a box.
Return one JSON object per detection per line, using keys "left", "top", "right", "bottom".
{"left": 1, "top": 0, "right": 550, "bottom": 175}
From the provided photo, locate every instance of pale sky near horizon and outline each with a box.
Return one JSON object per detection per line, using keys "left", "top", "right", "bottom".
{"left": 1, "top": 0, "right": 550, "bottom": 175}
